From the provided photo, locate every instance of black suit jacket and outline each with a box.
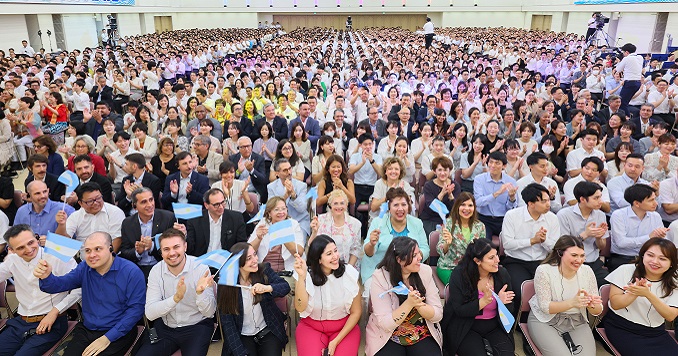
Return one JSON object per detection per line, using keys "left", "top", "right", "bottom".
{"left": 228, "top": 152, "right": 267, "bottom": 202}
{"left": 224, "top": 118, "right": 255, "bottom": 141}
{"left": 186, "top": 209, "right": 247, "bottom": 256}
{"left": 119, "top": 209, "right": 176, "bottom": 263}
{"left": 161, "top": 171, "right": 210, "bottom": 209}
{"left": 386, "top": 104, "right": 416, "bottom": 123}
{"left": 630, "top": 116, "right": 661, "bottom": 140}
{"left": 254, "top": 116, "right": 289, "bottom": 142}
{"left": 25, "top": 173, "right": 65, "bottom": 203}
{"left": 596, "top": 107, "right": 621, "bottom": 126}
{"left": 89, "top": 85, "right": 114, "bottom": 105}
{"left": 117, "top": 172, "right": 162, "bottom": 216}
{"left": 358, "top": 118, "right": 387, "bottom": 139}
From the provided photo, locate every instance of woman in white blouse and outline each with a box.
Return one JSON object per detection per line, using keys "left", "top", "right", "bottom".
{"left": 603, "top": 238, "right": 678, "bottom": 355}
{"left": 293, "top": 234, "right": 362, "bottom": 356}
{"left": 527, "top": 235, "right": 602, "bottom": 356}
{"left": 642, "top": 133, "right": 678, "bottom": 182}
{"left": 211, "top": 160, "right": 254, "bottom": 214}
{"left": 308, "top": 190, "right": 362, "bottom": 269}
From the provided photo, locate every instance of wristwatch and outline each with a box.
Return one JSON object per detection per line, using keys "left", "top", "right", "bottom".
{"left": 369, "top": 159, "right": 375, "bottom": 164}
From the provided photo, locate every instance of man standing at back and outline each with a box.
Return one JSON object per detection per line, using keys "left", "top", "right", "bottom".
{"left": 615, "top": 43, "right": 643, "bottom": 115}
{"left": 35, "top": 231, "right": 146, "bottom": 356}
{"left": 423, "top": 18, "right": 435, "bottom": 49}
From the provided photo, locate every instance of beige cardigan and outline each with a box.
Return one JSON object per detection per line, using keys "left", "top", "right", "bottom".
{"left": 365, "top": 264, "right": 443, "bottom": 356}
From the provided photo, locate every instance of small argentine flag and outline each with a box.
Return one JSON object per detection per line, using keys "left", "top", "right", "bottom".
{"left": 44, "top": 232, "right": 82, "bottom": 263}
{"left": 247, "top": 204, "right": 266, "bottom": 224}
{"left": 153, "top": 233, "right": 162, "bottom": 250}
{"left": 58, "top": 170, "right": 80, "bottom": 195}
{"left": 306, "top": 187, "right": 318, "bottom": 200}
{"left": 492, "top": 290, "right": 516, "bottom": 332}
{"left": 218, "top": 250, "right": 244, "bottom": 286}
{"left": 430, "top": 198, "right": 450, "bottom": 222}
{"left": 195, "top": 249, "right": 233, "bottom": 270}
{"left": 268, "top": 220, "right": 296, "bottom": 247}
{"left": 172, "top": 203, "right": 203, "bottom": 220}
{"left": 378, "top": 202, "right": 389, "bottom": 219}
{"left": 379, "top": 281, "right": 411, "bottom": 298}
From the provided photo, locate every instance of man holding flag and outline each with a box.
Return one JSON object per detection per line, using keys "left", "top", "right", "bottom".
{"left": 138, "top": 228, "right": 217, "bottom": 355}
{"left": 0, "top": 225, "right": 81, "bottom": 355}
{"left": 267, "top": 158, "right": 310, "bottom": 237}
{"left": 35, "top": 231, "right": 146, "bottom": 356}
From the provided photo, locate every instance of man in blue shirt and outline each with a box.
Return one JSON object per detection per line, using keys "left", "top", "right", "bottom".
{"left": 14, "top": 180, "right": 75, "bottom": 244}
{"left": 34, "top": 231, "right": 146, "bottom": 356}
{"left": 473, "top": 151, "right": 518, "bottom": 238}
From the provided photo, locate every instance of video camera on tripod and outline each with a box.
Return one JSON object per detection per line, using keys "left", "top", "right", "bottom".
{"left": 594, "top": 12, "right": 609, "bottom": 29}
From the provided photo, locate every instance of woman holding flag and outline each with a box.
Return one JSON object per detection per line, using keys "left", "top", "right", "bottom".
{"left": 419, "top": 155, "right": 455, "bottom": 238}
{"left": 218, "top": 242, "right": 290, "bottom": 356}
{"left": 527, "top": 235, "right": 602, "bottom": 356}
{"left": 441, "top": 238, "right": 514, "bottom": 356}
{"left": 362, "top": 187, "right": 429, "bottom": 293}
{"left": 248, "top": 196, "right": 306, "bottom": 288}
{"left": 366, "top": 237, "right": 443, "bottom": 356}
{"left": 293, "top": 234, "right": 362, "bottom": 356}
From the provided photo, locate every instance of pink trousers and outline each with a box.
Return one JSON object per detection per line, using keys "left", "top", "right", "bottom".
{"left": 295, "top": 315, "right": 361, "bottom": 356}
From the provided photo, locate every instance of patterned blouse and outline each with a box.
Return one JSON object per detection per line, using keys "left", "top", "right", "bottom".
{"left": 316, "top": 212, "right": 363, "bottom": 270}
{"left": 390, "top": 308, "right": 431, "bottom": 346}
{"left": 436, "top": 219, "right": 486, "bottom": 272}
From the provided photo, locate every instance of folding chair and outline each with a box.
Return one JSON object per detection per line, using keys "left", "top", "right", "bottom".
{"left": 0, "top": 280, "right": 11, "bottom": 332}
{"left": 427, "top": 230, "right": 446, "bottom": 299}
{"left": 123, "top": 325, "right": 146, "bottom": 356}
{"left": 518, "top": 280, "right": 543, "bottom": 356}
{"left": 596, "top": 284, "right": 621, "bottom": 355}
{"left": 42, "top": 303, "right": 83, "bottom": 356}
{"left": 4, "top": 282, "right": 17, "bottom": 316}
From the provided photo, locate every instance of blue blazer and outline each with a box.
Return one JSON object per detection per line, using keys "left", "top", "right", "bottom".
{"left": 288, "top": 116, "right": 321, "bottom": 150}
{"left": 220, "top": 264, "right": 290, "bottom": 356}
{"left": 161, "top": 171, "right": 210, "bottom": 209}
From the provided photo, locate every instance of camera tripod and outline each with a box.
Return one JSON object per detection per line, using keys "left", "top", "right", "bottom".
{"left": 587, "top": 26, "right": 614, "bottom": 48}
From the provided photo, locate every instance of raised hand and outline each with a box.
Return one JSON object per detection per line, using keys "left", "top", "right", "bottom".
{"left": 196, "top": 270, "right": 215, "bottom": 295}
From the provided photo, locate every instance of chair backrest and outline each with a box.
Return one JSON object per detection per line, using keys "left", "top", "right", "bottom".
{"left": 248, "top": 192, "right": 259, "bottom": 216}
{"left": 429, "top": 230, "right": 440, "bottom": 258}
{"left": 417, "top": 195, "right": 425, "bottom": 218}
{"left": 0, "top": 280, "right": 9, "bottom": 317}
{"left": 453, "top": 169, "right": 463, "bottom": 197}
{"left": 274, "top": 297, "right": 288, "bottom": 315}
{"left": 600, "top": 236, "right": 612, "bottom": 258}
{"left": 599, "top": 284, "right": 611, "bottom": 320}
{"left": 13, "top": 190, "right": 24, "bottom": 208}
{"left": 521, "top": 280, "right": 535, "bottom": 313}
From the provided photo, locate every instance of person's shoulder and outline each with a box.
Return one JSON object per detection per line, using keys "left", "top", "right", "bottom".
{"left": 556, "top": 204, "right": 574, "bottom": 217}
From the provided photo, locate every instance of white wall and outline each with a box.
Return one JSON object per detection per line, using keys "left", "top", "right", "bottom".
{"left": 616, "top": 13, "right": 657, "bottom": 53}
{"left": 62, "top": 14, "right": 99, "bottom": 50}
{"left": 171, "top": 13, "right": 257, "bottom": 29}
{"left": 664, "top": 12, "right": 678, "bottom": 51}
{"left": 441, "top": 11, "right": 527, "bottom": 28}
{"left": 0, "top": 15, "right": 30, "bottom": 54}
{"left": 117, "top": 13, "right": 143, "bottom": 37}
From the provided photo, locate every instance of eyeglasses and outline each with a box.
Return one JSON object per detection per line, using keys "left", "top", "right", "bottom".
{"left": 80, "top": 195, "right": 103, "bottom": 206}
{"left": 33, "top": 144, "right": 44, "bottom": 149}
{"left": 281, "top": 146, "right": 293, "bottom": 151}
{"left": 238, "top": 144, "right": 252, "bottom": 149}
{"left": 209, "top": 200, "right": 226, "bottom": 208}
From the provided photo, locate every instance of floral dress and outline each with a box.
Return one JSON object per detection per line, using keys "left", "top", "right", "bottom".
{"left": 435, "top": 219, "right": 486, "bottom": 284}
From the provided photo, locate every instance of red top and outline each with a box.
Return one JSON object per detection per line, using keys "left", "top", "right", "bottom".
{"left": 67, "top": 153, "right": 107, "bottom": 176}
{"left": 43, "top": 104, "right": 68, "bottom": 123}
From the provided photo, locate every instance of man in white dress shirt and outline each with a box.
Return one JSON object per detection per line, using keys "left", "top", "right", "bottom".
{"left": 501, "top": 183, "right": 560, "bottom": 312}
{"left": 0, "top": 224, "right": 81, "bottom": 355}
{"left": 423, "top": 18, "right": 434, "bottom": 49}
{"left": 516, "top": 152, "right": 562, "bottom": 213}
{"left": 615, "top": 43, "right": 644, "bottom": 115}
{"left": 136, "top": 228, "right": 216, "bottom": 355}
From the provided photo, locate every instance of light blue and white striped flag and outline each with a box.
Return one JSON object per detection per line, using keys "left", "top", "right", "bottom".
{"left": 58, "top": 170, "right": 79, "bottom": 195}
{"left": 430, "top": 198, "right": 450, "bottom": 222}
{"left": 378, "top": 202, "right": 389, "bottom": 219}
{"left": 172, "top": 203, "right": 203, "bottom": 220}
{"left": 247, "top": 204, "right": 266, "bottom": 224}
{"left": 268, "top": 220, "right": 296, "bottom": 247}
{"left": 217, "top": 250, "right": 244, "bottom": 286}
{"left": 44, "top": 232, "right": 82, "bottom": 263}
{"left": 378, "top": 281, "right": 411, "bottom": 298}
{"left": 306, "top": 186, "right": 318, "bottom": 200}
{"left": 492, "top": 290, "right": 516, "bottom": 332}
{"left": 195, "top": 249, "right": 233, "bottom": 270}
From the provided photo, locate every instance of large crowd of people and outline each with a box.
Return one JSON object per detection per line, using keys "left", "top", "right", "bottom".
{"left": 0, "top": 22, "right": 677, "bottom": 356}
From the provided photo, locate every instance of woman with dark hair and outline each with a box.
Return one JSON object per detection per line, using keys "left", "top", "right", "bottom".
{"left": 431, "top": 108, "right": 450, "bottom": 139}
{"left": 134, "top": 105, "right": 158, "bottom": 138}
{"left": 483, "top": 119, "right": 504, "bottom": 155}
{"left": 606, "top": 141, "right": 633, "bottom": 183}
{"left": 538, "top": 135, "right": 566, "bottom": 185}
{"left": 527, "top": 235, "right": 601, "bottom": 355}
{"left": 366, "top": 237, "right": 443, "bottom": 356}
{"left": 603, "top": 238, "right": 678, "bottom": 354}
{"left": 601, "top": 112, "right": 626, "bottom": 141}
{"left": 436, "top": 192, "right": 486, "bottom": 284}
{"left": 150, "top": 137, "right": 178, "bottom": 188}
{"left": 377, "top": 120, "right": 400, "bottom": 156}
{"left": 459, "top": 134, "right": 487, "bottom": 193}
{"left": 253, "top": 121, "right": 278, "bottom": 175}
{"left": 293, "top": 235, "right": 362, "bottom": 356}
{"left": 290, "top": 121, "right": 311, "bottom": 176}
{"left": 164, "top": 117, "right": 190, "bottom": 153}
{"left": 269, "top": 139, "right": 305, "bottom": 182}
{"left": 449, "top": 122, "right": 469, "bottom": 169}
{"left": 223, "top": 121, "right": 242, "bottom": 158}
{"left": 32, "top": 135, "right": 65, "bottom": 176}
{"left": 420, "top": 156, "right": 455, "bottom": 238}
{"left": 212, "top": 160, "right": 254, "bottom": 214}
{"left": 505, "top": 139, "right": 529, "bottom": 180}
{"left": 311, "top": 135, "right": 336, "bottom": 185}
{"left": 605, "top": 121, "right": 643, "bottom": 159}
{"left": 392, "top": 136, "right": 415, "bottom": 183}
{"left": 219, "top": 242, "right": 291, "bottom": 356}
{"left": 40, "top": 92, "right": 68, "bottom": 134}
{"left": 642, "top": 133, "right": 678, "bottom": 181}
{"left": 442, "top": 238, "right": 514, "bottom": 355}
{"left": 639, "top": 121, "right": 669, "bottom": 155}
{"left": 316, "top": 154, "right": 355, "bottom": 210}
